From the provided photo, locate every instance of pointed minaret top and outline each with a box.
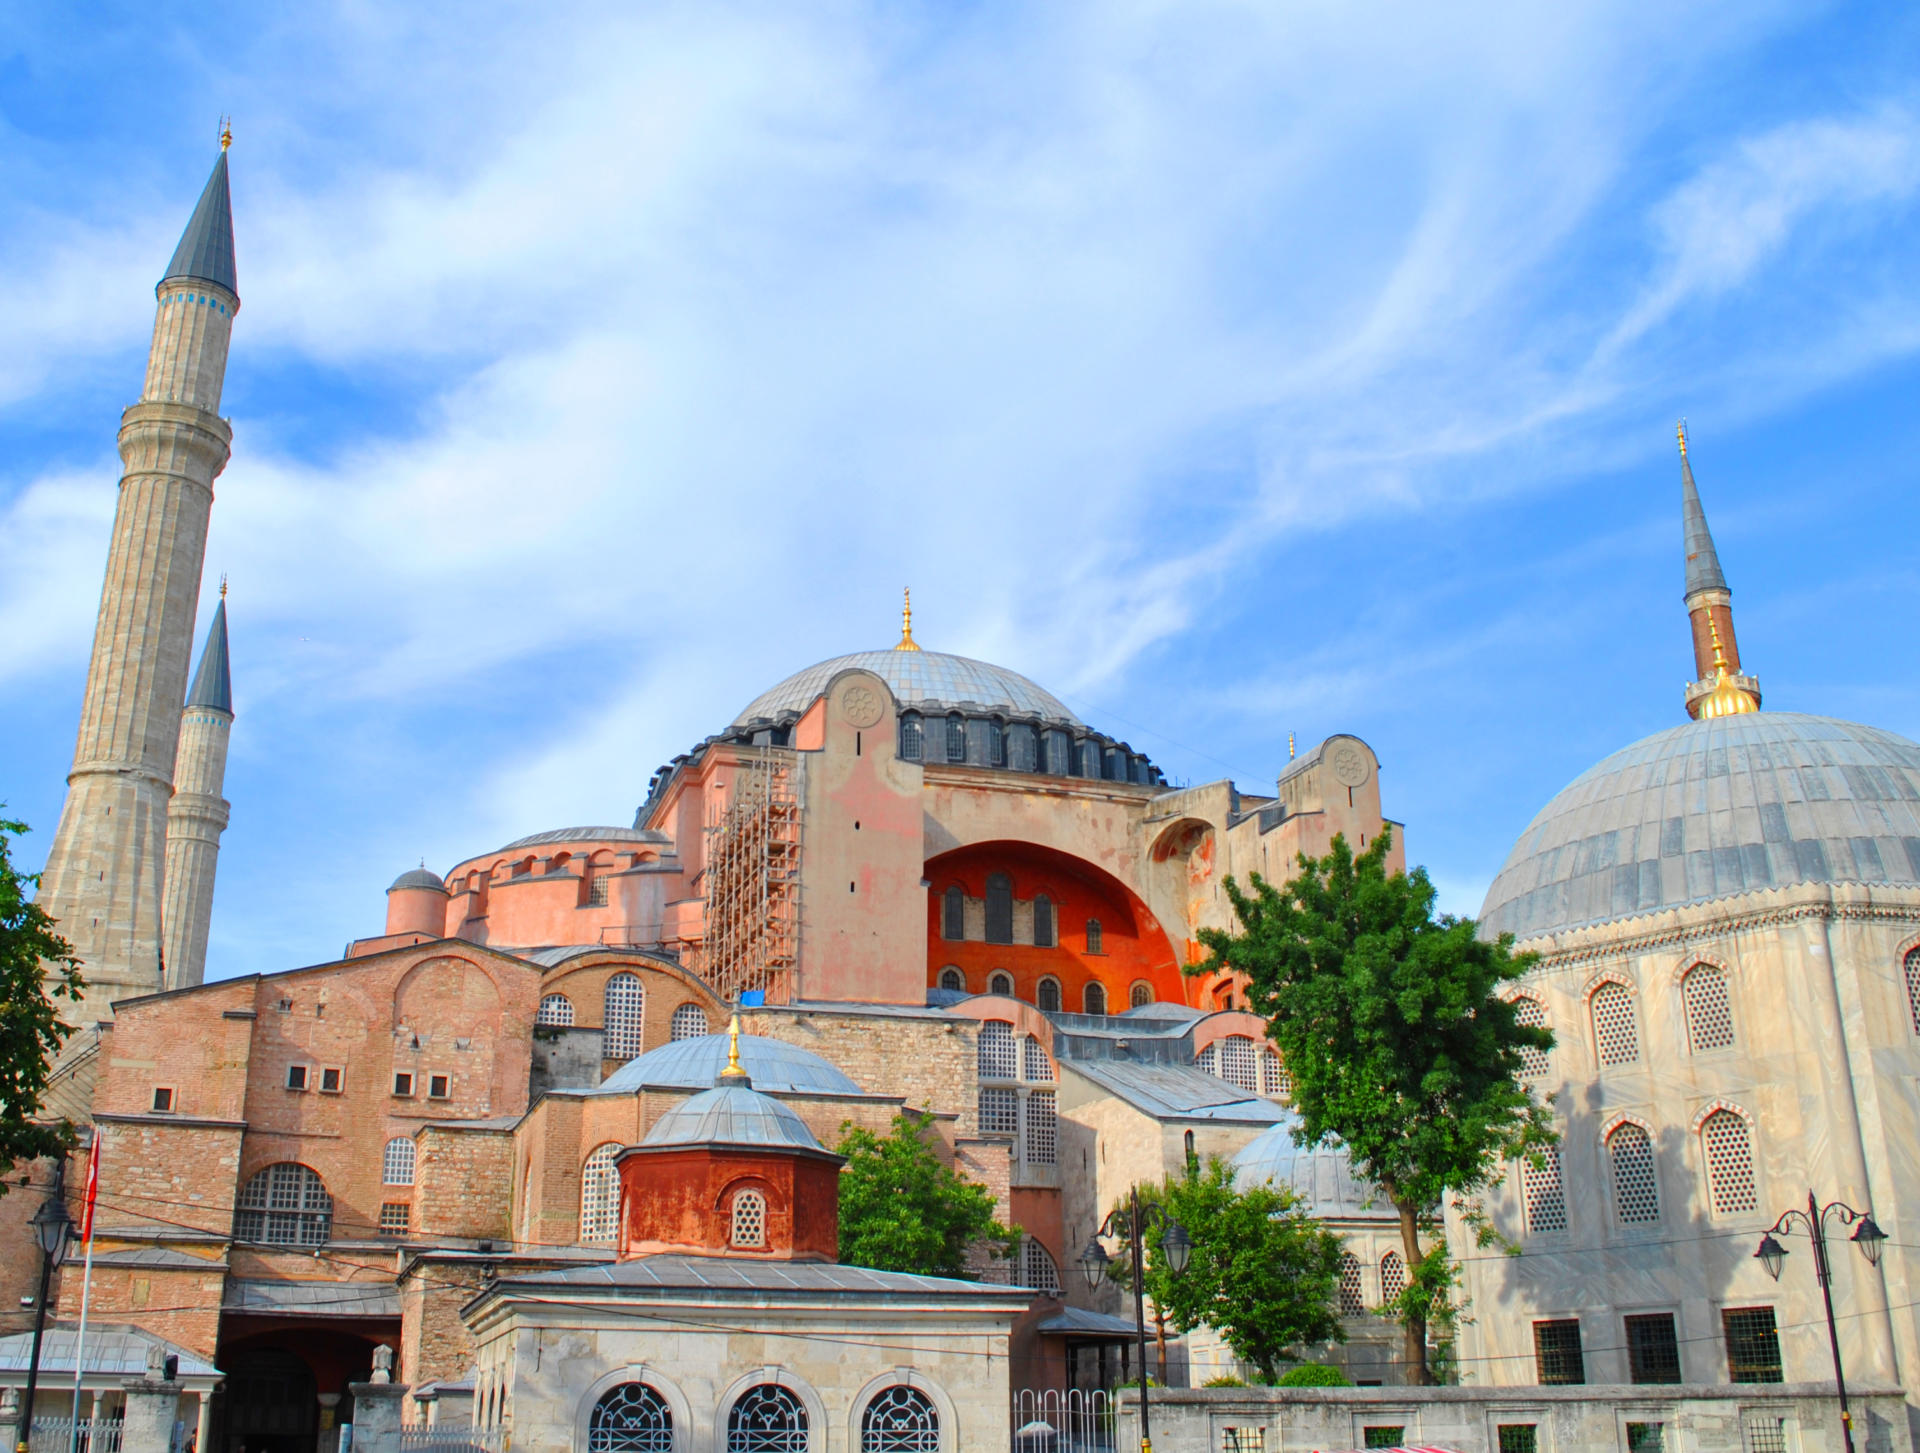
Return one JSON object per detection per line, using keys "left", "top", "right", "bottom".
{"left": 161, "top": 149, "right": 238, "bottom": 297}
{"left": 186, "top": 597, "right": 232, "bottom": 714}
{"left": 1679, "top": 421, "right": 1727, "bottom": 600}
{"left": 896, "top": 588, "right": 921, "bottom": 651}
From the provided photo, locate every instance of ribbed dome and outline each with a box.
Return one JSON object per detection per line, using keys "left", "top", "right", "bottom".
{"left": 388, "top": 868, "right": 446, "bottom": 892}
{"left": 597, "top": 1033, "right": 863, "bottom": 1096}
{"left": 1230, "top": 1118, "right": 1388, "bottom": 1221}
{"left": 1481, "top": 712, "right": 1920, "bottom": 944}
{"left": 733, "top": 650, "right": 1081, "bottom": 727}
{"left": 641, "top": 1082, "right": 823, "bottom": 1151}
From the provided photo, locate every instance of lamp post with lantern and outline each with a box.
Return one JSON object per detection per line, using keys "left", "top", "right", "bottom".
{"left": 16, "top": 1164, "right": 72, "bottom": 1453}
{"left": 1078, "top": 1188, "right": 1191, "bottom": 1453}
{"left": 1753, "top": 1190, "right": 1887, "bottom": 1453}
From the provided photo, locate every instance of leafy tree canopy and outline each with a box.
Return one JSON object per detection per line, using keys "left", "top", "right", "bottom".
{"left": 836, "top": 1112, "right": 1016, "bottom": 1277}
{"left": 0, "top": 815, "right": 83, "bottom": 1185}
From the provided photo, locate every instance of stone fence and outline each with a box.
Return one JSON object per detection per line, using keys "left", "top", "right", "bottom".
{"left": 1114, "top": 1382, "right": 1914, "bottom": 1453}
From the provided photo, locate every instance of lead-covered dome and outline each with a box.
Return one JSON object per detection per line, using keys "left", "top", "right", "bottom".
{"left": 595, "top": 1033, "right": 863, "bottom": 1096}
{"left": 1231, "top": 1117, "right": 1388, "bottom": 1220}
{"left": 641, "top": 1082, "right": 824, "bottom": 1151}
{"left": 733, "top": 650, "right": 1080, "bottom": 728}
{"left": 1481, "top": 712, "right": 1920, "bottom": 944}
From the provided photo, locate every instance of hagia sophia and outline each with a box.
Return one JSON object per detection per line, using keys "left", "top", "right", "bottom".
{"left": 6, "top": 142, "right": 1920, "bottom": 1453}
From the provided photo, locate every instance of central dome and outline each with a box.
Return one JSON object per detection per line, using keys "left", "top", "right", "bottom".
{"left": 733, "top": 650, "right": 1081, "bottom": 728}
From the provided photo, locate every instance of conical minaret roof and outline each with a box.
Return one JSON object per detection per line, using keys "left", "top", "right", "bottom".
{"left": 1679, "top": 424, "right": 1726, "bottom": 600}
{"left": 161, "top": 149, "right": 237, "bottom": 296}
{"left": 186, "top": 597, "right": 232, "bottom": 714}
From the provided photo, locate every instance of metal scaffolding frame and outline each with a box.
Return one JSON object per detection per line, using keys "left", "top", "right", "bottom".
{"left": 695, "top": 745, "right": 801, "bottom": 1002}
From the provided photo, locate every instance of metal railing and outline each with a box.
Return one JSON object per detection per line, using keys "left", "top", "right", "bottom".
{"left": 1012, "top": 1389, "right": 1115, "bottom": 1453}
{"left": 398, "top": 1427, "right": 504, "bottom": 1453}
{"left": 28, "top": 1416, "right": 123, "bottom": 1453}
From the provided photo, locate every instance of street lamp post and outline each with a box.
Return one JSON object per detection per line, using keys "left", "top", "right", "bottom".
{"left": 17, "top": 1164, "right": 72, "bottom": 1453}
{"left": 1753, "top": 1189, "right": 1886, "bottom": 1453}
{"left": 1078, "top": 1187, "right": 1191, "bottom": 1453}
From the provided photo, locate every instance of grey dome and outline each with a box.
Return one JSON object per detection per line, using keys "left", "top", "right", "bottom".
{"left": 1230, "top": 1118, "right": 1388, "bottom": 1221}
{"left": 641, "top": 1082, "right": 823, "bottom": 1151}
{"left": 388, "top": 868, "right": 446, "bottom": 893}
{"left": 1481, "top": 712, "right": 1920, "bottom": 944}
{"left": 598, "top": 1033, "right": 863, "bottom": 1096}
{"left": 734, "top": 650, "right": 1081, "bottom": 727}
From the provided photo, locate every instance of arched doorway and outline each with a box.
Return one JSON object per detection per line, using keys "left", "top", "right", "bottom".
{"left": 222, "top": 1348, "right": 319, "bottom": 1453}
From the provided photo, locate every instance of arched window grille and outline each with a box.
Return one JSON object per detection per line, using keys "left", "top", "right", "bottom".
{"left": 1682, "top": 966, "right": 1736, "bottom": 1053}
{"left": 581, "top": 1142, "right": 622, "bottom": 1243}
{"left": 731, "top": 1188, "right": 767, "bottom": 1247}
{"left": 1218, "top": 1035, "right": 1259, "bottom": 1093}
{"left": 945, "top": 713, "right": 967, "bottom": 764}
{"left": 1086, "top": 919, "right": 1103, "bottom": 955}
{"left": 861, "top": 1386, "right": 939, "bottom": 1453}
{"left": 670, "top": 1002, "right": 710, "bottom": 1041}
{"left": 1337, "top": 1252, "right": 1364, "bottom": 1314}
{"left": 1036, "top": 977, "right": 1061, "bottom": 1013}
{"left": 382, "top": 1137, "right": 415, "bottom": 1187}
{"left": 1380, "top": 1251, "right": 1407, "bottom": 1305}
{"left": 1511, "top": 996, "right": 1550, "bottom": 1076}
{"left": 942, "top": 885, "right": 966, "bottom": 941}
{"left": 1608, "top": 1123, "right": 1660, "bottom": 1225}
{"left": 1906, "top": 948, "right": 1920, "bottom": 1034}
{"left": 234, "top": 1163, "right": 332, "bottom": 1246}
{"left": 1261, "top": 1050, "right": 1291, "bottom": 1098}
{"left": 978, "top": 1021, "right": 1018, "bottom": 1079}
{"left": 988, "top": 971, "right": 1014, "bottom": 997}
{"left": 1033, "top": 894, "right": 1056, "bottom": 948}
{"left": 985, "top": 873, "right": 1014, "bottom": 944}
{"left": 537, "top": 993, "right": 574, "bottom": 1027}
{"left": 1023, "top": 1238, "right": 1062, "bottom": 1295}
{"left": 899, "top": 712, "right": 923, "bottom": 761}
{"left": 1022, "top": 1036, "right": 1054, "bottom": 1081}
{"left": 1194, "top": 1044, "right": 1217, "bottom": 1076}
{"left": 727, "top": 1384, "right": 808, "bottom": 1453}
{"left": 589, "top": 1383, "right": 674, "bottom": 1453}
{"left": 604, "top": 973, "right": 645, "bottom": 1059}
{"left": 1523, "top": 1146, "right": 1567, "bottom": 1234}
{"left": 1591, "top": 982, "right": 1640, "bottom": 1067}
{"left": 939, "top": 966, "right": 965, "bottom": 993}
{"left": 1701, "top": 1110, "right": 1758, "bottom": 1215}
{"left": 1083, "top": 982, "right": 1107, "bottom": 1016}
{"left": 1130, "top": 981, "right": 1152, "bottom": 1009}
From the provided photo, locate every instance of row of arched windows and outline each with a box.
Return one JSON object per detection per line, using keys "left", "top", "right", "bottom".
{"left": 939, "top": 966, "right": 1139, "bottom": 1015}
{"left": 1519, "top": 1108, "right": 1758, "bottom": 1236}
{"left": 1507, "top": 962, "right": 1742, "bottom": 1078}
{"left": 534, "top": 980, "right": 713, "bottom": 1056}
{"left": 898, "top": 709, "right": 1157, "bottom": 785}
{"left": 589, "top": 1379, "right": 938, "bottom": 1452}
{"left": 940, "top": 880, "right": 1101, "bottom": 952}
{"left": 1194, "top": 1034, "right": 1290, "bottom": 1099}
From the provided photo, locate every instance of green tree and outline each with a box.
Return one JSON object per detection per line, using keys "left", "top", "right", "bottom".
{"left": 1116, "top": 1159, "right": 1346, "bottom": 1383}
{"left": 0, "top": 815, "right": 84, "bottom": 1185}
{"left": 1195, "top": 829, "right": 1554, "bottom": 1384}
{"left": 836, "top": 1112, "right": 1017, "bottom": 1277}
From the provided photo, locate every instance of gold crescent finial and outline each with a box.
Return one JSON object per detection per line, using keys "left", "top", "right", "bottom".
{"left": 219, "top": 117, "right": 233, "bottom": 152}
{"left": 1288, "top": 731, "right": 1295, "bottom": 761}
{"left": 720, "top": 1009, "right": 747, "bottom": 1079}
{"left": 1677, "top": 419, "right": 1688, "bottom": 458}
{"left": 896, "top": 588, "right": 921, "bottom": 651}
{"left": 219, "top": 573, "right": 228, "bottom": 599}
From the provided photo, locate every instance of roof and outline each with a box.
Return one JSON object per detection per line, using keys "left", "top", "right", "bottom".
{"left": 1035, "top": 1307, "right": 1141, "bottom": 1338}
{"left": 1681, "top": 446, "right": 1727, "bottom": 598}
{"left": 497, "top": 827, "right": 669, "bottom": 852}
{"left": 186, "top": 598, "right": 231, "bottom": 712}
{"left": 1064, "top": 1060, "right": 1287, "bottom": 1124}
{"left": 639, "top": 1081, "right": 826, "bottom": 1152}
{"left": 0, "top": 1325, "right": 219, "bottom": 1383}
{"left": 389, "top": 866, "right": 446, "bottom": 892}
{"left": 161, "top": 150, "right": 237, "bottom": 295}
{"left": 596, "top": 1032, "right": 863, "bottom": 1096}
{"left": 734, "top": 649, "right": 1081, "bottom": 727}
{"left": 223, "top": 1278, "right": 400, "bottom": 1318}
{"left": 1479, "top": 712, "right": 1920, "bottom": 943}
{"left": 491, "top": 1253, "right": 1034, "bottom": 1303}
{"left": 1231, "top": 1119, "right": 1393, "bottom": 1221}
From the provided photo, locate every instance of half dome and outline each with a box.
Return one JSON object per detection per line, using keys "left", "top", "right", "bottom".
{"left": 733, "top": 650, "right": 1081, "bottom": 728}
{"left": 1480, "top": 712, "right": 1920, "bottom": 944}
{"left": 1230, "top": 1118, "right": 1387, "bottom": 1220}
{"left": 596, "top": 1032, "right": 864, "bottom": 1096}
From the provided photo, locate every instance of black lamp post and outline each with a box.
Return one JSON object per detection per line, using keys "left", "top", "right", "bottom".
{"left": 1078, "top": 1187, "right": 1190, "bottom": 1453}
{"left": 17, "top": 1166, "right": 72, "bottom": 1453}
{"left": 1754, "top": 1189, "right": 1887, "bottom": 1453}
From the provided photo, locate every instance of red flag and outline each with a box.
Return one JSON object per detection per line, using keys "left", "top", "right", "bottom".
{"left": 80, "top": 1134, "right": 101, "bottom": 1242}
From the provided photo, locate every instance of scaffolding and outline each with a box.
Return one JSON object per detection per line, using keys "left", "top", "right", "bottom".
{"left": 696, "top": 745, "right": 801, "bottom": 1002}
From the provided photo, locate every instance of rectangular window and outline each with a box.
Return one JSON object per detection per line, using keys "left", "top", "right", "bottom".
{"left": 1496, "top": 1427, "right": 1538, "bottom": 1453}
{"left": 1533, "top": 1319, "right": 1585, "bottom": 1385}
{"left": 1221, "top": 1430, "right": 1264, "bottom": 1453}
{"left": 1723, "top": 1306, "right": 1784, "bottom": 1383}
{"left": 1024, "top": 1090, "right": 1058, "bottom": 1165}
{"left": 1626, "top": 1313, "right": 1682, "bottom": 1384}
{"left": 1362, "top": 1430, "right": 1405, "bottom": 1449}
{"left": 428, "top": 1074, "right": 450, "bottom": 1099}
{"left": 285, "top": 1065, "right": 309, "bottom": 1091}
{"left": 978, "top": 1087, "right": 1019, "bottom": 1136}
{"left": 378, "top": 1202, "right": 410, "bottom": 1237}
{"left": 588, "top": 876, "right": 610, "bottom": 906}
{"left": 1745, "top": 1416, "right": 1790, "bottom": 1453}
{"left": 151, "top": 1087, "right": 174, "bottom": 1113}
{"left": 1626, "top": 1424, "right": 1665, "bottom": 1452}
{"left": 319, "top": 1067, "right": 343, "bottom": 1094}
{"left": 393, "top": 1072, "right": 415, "bottom": 1097}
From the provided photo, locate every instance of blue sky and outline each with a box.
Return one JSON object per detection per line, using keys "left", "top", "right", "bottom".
{"left": 4, "top": 2, "right": 1919, "bottom": 979}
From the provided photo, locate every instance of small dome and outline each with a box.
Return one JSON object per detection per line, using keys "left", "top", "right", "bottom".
{"left": 1230, "top": 1118, "right": 1388, "bottom": 1221}
{"left": 598, "top": 1033, "right": 863, "bottom": 1096}
{"left": 733, "top": 650, "right": 1081, "bottom": 727}
{"left": 388, "top": 868, "right": 446, "bottom": 893}
{"left": 641, "top": 1082, "right": 824, "bottom": 1151}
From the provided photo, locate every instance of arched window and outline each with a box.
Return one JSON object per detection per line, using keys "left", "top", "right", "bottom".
{"left": 604, "top": 973, "right": 645, "bottom": 1059}
{"left": 988, "top": 970, "right": 1014, "bottom": 997}
{"left": 939, "top": 966, "right": 965, "bottom": 993}
{"left": 899, "top": 712, "right": 923, "bottom": 761}
{"left": 1261, "top": 1050, "right": 1291, "bottom": 1099}
{"left": 946, "top": 713, "right": 968, "bottom": 764}
{"left": 537, "top": 993, "right": 574, "bottom": 1027}
{"left": 1511, "top": 996, "right": 1550, "bottom": 1076}
{"left": 1086, "top": 919, "right": 1103, "bottom": 955}
{"left": 942, "top": 885, "right": 966, "bottom": 941}
{"left": 1591, "top": 981, "right": 1640, "bottom": 1067}
{"left": 1083, "top": 982, "right": 1107, "bottom": 1016}
{"left": 1218, "top": 1036, "right": 1259, "bottom": 1093}
{"left": 1906, "top": 948, "right": 1920, "bottom": 1034}
{"left": 382, "top": 1137, "right": 415, "bottom": 1187}
{"left": 581, "top": 1142, "right": 622, "bottom": 1243}
{"left": 1523, "top": 1147, "right": 1567, "bottom": 1234}
{"left": 670, "top": 1002, "right": 710, "bottom": 1041}
{"left": 1701, "top": 1109, "right": 1758, "bottom": 1215}
{"left": 1130, "top": 981, "right": 1152, "bottom": 1009}
{"left": 1036, "top": 977, "right": 1061, "bottom": 1013}
{"left": 730, "top": 1188, "right": 767, "bottom": 1248}
{"left": 1380, "top": 1251, "right": 1406, "bottom": 1305}
{"left": 1022, "top": 1036, "right": 1054, "bottom": 1081}
{"left": 1023, "top": 1238, "right": 1062, "bottom": 1295}
{"left": 1337, "top": 1252, "right": 1364, "bottom": 1314}
{"left": 1194, "top": 1044, "right": 1217, "bottom": 1076}
{"left": 727, "top": 1384, "right": 807, "bottom": 1453}
{"left": 978, "top": 1021, "right": 1018, "bottom": 1079}
{"left": 234, "top": 1163, "right": 332, "bottom": 1246}
{"left": 861, "top": 1385, "right": 939, "bottom": 1453}
{"left": 1033, "top": 894, "right": 1056, "bottom": 948}
{"left": 985, "top": 873, "right": 1013, "bottom": 944}
{"left": 1682, "top": 966, "right": 1736, "bottom": 1053}
{"left": 589, "top": 1383, "right": 674, "bottom": 1453}
{"left": 1608, "top": 1123, "right": 1660, "bottom": 1225}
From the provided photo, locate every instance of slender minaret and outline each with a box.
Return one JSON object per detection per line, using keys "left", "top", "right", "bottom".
{"left": 34, "top": 138, "right": 239, "bottom": 1027}
{"left": 1678, "top": 422, "right": 1760, "bottom": 719}
{"left": 161, "top": 587, "right": 233, "bottom": 989}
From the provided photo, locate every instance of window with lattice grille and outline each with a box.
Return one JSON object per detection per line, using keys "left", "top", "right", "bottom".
{"left": 1037, "top": 977, "right": 1061, "bottom": 1012}
{"left": 538, "top": 993, "right": 574, "bottom": 1027}
{"left": 1022, "top": 1238, "right": 1061, "bottom": 1295}
{"left": 1086, "top": 918, "right": 1103, "bottom": 954}
{"left": 1523, "top": 1147, "right": 1567, "bottom": 1234}
{"left": 946, "top": 714, "right": 968, "bottom": 764}
{"left": 382, "top": 1137, "right": 415, "bottom": 1186}
{"left": 1683, "top": 966, "right": 1736, "bottom": 1052}
{"left": 378, "top": 1202, "right": 410, "bottom": 1237}
{"left": 731, "top": 1188, "right": 767, "bottom": 1247}
{"left": 1337, "top": 1253, "right": 1364, "bottom": 1314}
{"left": 1497, "top": 1427, "right": 1538, "bottom": 1453}
{"left": 589, "top": 1383, "right": 674, "bottom": 1453}
{"left": 1511, "top": 996, "right": 1550, "bottom": 1076}
{"left": 727, "top": 1384, "right": 808, "bottom": 1453}
{"left": 1608, "top": 1123, "right": 1660, "bottom": 1224}
{"left": 1261, "top": 1051, "right": 1291, "bottom": 1098}
{"left": 861, "top": 1386, "right": 939, "bottom": 1453}
{"left": 1724, "top": 1306, "right": 1783, "bottom": 1382}
{"left": 581, "top": 1142, "right": 621, "bottom": 1243}
{"left": 588, "top": 876, "right": 611, "bottom": 906}
{"left": 1131, "top": 982, "right": 1152, "bottom": 1009}
{"left": 1219, "top": 1036, "right": 1260, "bottom": 1093}
{"left": 989, "top": 971, "right": 1014, "bottom": 996}
{"left": 603, "top": 973, "right": 644, "bottom": 1058}
{"left": 1907, "top": 949, "right": 1920, "bottom": 1034}
{"left": 1701, "top": 1110, "right": 1757, "bottom": 1214}
{"left": 1380, "top": 1251, "right": 1406, "bottom": 1305}
{"left": 979, "top": 1087, "right": 1019, "bottom": 1136}
{"left": 1533, "top": 1319, "right": 1585, "bottom": 1385}
{"left": 1026, "top": 1090, "right": 1057, "bottom": 1165}
{"left": 899, "top": 713, "right": 923, "bottom": 762}
{"left": 1744, "top": 1416, "right": 1789, "bottom": 1453}
{"left": 939, "top": 966, "right": 964, "bottom": 993}
{"left": 234, "top": 1163, "right": 333, "bottom": 1246}
{"left": 670, "top": 1002, "right": 709, "bottom": 1041}
{"left": 1023, "top": 1036, "right": 1054, "bottom": 1081}
{"left": 1195, "top": 1044, "right": 1218, "bottom": 1077}
{"left": 1626, "top": 1313, "right": 1682, "bottom": 1384}
{"left": 978, "top": 1021, "right": 1018, "bottom": 1079}
{"left": 1084, "top": 982, "right": 1107, "bottom": 1016}
{"left": 1592, "top": 982, "right": 1641, "bottom": 1066}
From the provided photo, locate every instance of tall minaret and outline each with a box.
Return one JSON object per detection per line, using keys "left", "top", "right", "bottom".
{"left": 35, "top": 139, "right": 239, "bottom": 1027}
{"left": 161, "top": 587, "right": 233, "bottom": 989}
{"left": 1678, "top": 422, "right": 1761, "bottom": 720}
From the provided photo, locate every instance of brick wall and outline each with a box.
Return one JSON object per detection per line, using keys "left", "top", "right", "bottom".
{"left": 416, "top": 1124, "right": 514, "bottom": 1240}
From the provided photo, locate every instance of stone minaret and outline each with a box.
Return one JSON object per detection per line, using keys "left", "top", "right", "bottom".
{"left": 34, "top": 144, "right": 239, "bottom": 1027}
{"left": 161, "top": 590, "right": 233, "bottom": 989}
{"left": 1679, "top": 422, "right": 1761, "bottom": 720}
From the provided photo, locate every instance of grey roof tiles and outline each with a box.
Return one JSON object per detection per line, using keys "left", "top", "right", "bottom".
{"left": 595, "top": 1032, "right": 864, "bottom": 1097}
{"left": 733, "top": 649, "right": 1081, "bottom": 726}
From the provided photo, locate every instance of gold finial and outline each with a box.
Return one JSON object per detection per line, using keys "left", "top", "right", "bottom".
{"left": 1288, "top": 731, "right": 1295, "bottom": 761}
{"left": 720, "top": 1010, "right": 747, "bottom": 1079}
{"left": 1698, "top": 613, "right": 1758, "bottom": 718}
{"left": 896, "top": 588, "right": 921, "bottom": 651}
{"left": 1677, "top": 419, "right": 1688, "bottom": 459}
{"left": 219, "top": 573, "right": 228, "bottom": 599}
{"left": 219, "top": 117, "right": 233, "bottom": 152}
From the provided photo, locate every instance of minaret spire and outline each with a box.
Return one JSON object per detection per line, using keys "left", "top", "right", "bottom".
{"left": 163, "top": 595, "right": 235, "bottom": 987}
{"left": 1677, "top": 423, "right": 1760, "bottom": 720}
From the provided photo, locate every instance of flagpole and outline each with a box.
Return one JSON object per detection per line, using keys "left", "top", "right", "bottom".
{"left": 66, "top": 1136, "right": 100, "bottom": 1453}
